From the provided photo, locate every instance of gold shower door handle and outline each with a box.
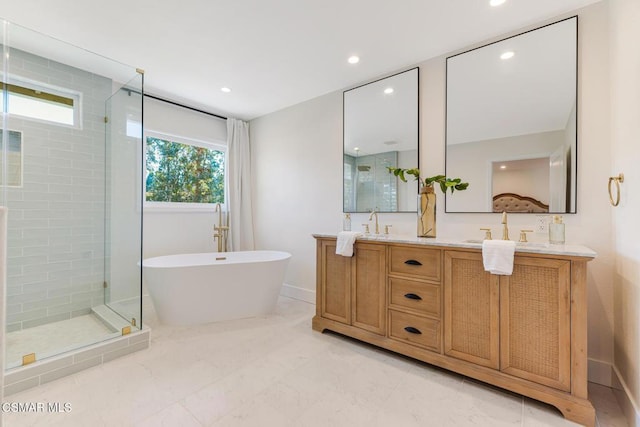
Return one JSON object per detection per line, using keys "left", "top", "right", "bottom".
{"left": 608, "top": 173, "right": 624, "bottom": 207}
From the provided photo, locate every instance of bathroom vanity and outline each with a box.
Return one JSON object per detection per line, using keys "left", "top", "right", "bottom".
{"left": 313, "top": 234, "right": 596, "bottom": 426}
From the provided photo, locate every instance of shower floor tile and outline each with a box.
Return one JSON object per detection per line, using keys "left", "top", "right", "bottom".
{"left": 5, "top": 314, "right": 117, "bottom": 369}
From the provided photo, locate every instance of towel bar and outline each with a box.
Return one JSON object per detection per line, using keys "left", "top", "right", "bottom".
{"left": 608, "top": 173, "right": 624, "bottom": 207}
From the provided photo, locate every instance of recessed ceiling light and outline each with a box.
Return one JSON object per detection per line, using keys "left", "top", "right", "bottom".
{"left": 500, "top": 165, "right": 507, "bottom": 169}
{"left": 221, "top": 87, "right": 231, "bottom": 93}
{"left": 490, "top": 0, "right": 506, "bottom": 6}
{"left": 348, "top": 55, "right": 360, "bottom": 64}
{"left": 384, "top": 87, "right": 394, "bottom": 94}
{"left": 500, "top": 51, "right": 515, "bottom": 60}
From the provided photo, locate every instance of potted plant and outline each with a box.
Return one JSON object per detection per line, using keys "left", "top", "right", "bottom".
{"left": 387, "top": 167, "right": 469, "bottom": 237}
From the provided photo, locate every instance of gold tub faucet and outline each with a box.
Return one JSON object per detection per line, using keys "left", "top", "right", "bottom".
{"left": 214, "top": 203, "right": 229, "bottom": 252}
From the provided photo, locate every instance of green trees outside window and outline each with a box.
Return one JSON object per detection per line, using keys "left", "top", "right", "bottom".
{"left": 145, "top": 136, "right": 225, "bottom": 203}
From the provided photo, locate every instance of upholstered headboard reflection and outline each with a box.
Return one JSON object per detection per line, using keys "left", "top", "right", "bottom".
{"left": 492, "top": 193, "right": 549, "bottom": 213}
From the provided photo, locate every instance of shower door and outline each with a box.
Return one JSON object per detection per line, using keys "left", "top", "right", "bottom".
{"left": 103, "top": 74, "right": 143, "bottom": 330}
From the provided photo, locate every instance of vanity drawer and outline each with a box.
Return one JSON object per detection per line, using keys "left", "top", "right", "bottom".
{"left": 389, "top": 246, "right": 441, "bottom": 281}
{"left": 389, "top": 278, "right": 441, "bottom": 317}
{"left": 388, "top": 310, "right": 441, "bottom": 352}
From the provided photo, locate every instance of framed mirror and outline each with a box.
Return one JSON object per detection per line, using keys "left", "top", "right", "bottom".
{"left": 343, "top": 67, "right": 419, "bottom": 213}
{"left": 445, "top": 17, "right": 577, "bottom": 213}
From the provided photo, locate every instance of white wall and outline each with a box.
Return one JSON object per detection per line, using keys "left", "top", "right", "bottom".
{"left": 251, "top": 92, "right": 343, "bottom": 299}
{"left": 572, "top": 0, "right": 614, "bottom": 380}
{"left": 250, "top": 2, "right": 614, "bottom": 383}
{"left": 610, "top": 0, "right": 640, "bottom": 423}
{"left": 142, "top": 98, "right": 227, "bottom": 259}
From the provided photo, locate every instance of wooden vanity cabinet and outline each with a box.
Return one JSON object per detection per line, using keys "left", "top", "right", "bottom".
{"left": 443, "top": 251, "right": 500, "bottom": 369}
{"left": 444, "top": 251, "right": 571, "bottom": 391}
{"left": 317, "top": 239, "right": 351, "bottom": 324}
{"left": 316, "top": 239, "right": 385, "bottom": 335}
{"left": 387, "top": 245, "right": 442, "bottom": 353}
{"left": 500, "top": 256, "right": 572, "bottom": 391}
{"left": 313, "top": 236, "right": 595, "bottom": 426}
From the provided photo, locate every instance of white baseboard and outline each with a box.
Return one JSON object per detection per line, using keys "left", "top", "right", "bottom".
{"left": 612, "top": 364, "right": 640, "bottom": 427}
{"left": 280, "top": 283, "right": 316, "bottom": 304}
{"left": 588, "top": 358, "right": 613, "bottom": 386}
{"left": 577, "top": 358, "right": 640, "bottom": 427}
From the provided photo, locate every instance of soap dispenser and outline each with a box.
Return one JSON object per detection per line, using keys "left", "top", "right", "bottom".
{"left": 343, "top": 213, "right": 351, "bottom": 231}
{"left": 549, "top": 215, "right": 565, "bottom": 244}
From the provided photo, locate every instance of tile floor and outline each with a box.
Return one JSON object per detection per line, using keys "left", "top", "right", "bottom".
{"left": 2, "top": 296, "right": 628, "bottom": 426}
{"left": 4, "top": 314, "right": 117, "bottom": 369}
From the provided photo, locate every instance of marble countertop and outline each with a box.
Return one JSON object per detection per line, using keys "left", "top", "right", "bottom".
{"left": 313, "top": 233, "right": 597, "bottom": 258}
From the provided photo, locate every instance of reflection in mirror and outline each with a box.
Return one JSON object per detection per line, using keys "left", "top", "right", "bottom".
{"left": 344, "top": 68, "right": 419, "bottom": 213}
{"left": 445, "top": 17, "right": 577, "bottom": 213}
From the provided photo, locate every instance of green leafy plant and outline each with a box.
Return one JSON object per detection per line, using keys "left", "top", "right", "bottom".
{"left": 387, "top": 167, "right": 469, "bottom": 194}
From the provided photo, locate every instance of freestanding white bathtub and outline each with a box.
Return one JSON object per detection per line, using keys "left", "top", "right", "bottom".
{"left": 143, "top": 251, "right": 291, "bottom": 326}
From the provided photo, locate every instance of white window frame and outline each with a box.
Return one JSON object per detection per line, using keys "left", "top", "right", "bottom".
{"left": 1, "top": 75, "right": 82, "bottom": 129}
{"left": 143, "top": 130, "right": 227, "bottom": 212}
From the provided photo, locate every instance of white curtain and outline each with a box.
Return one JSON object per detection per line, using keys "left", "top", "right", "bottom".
{"left": 226, "top": 118, "right": 255, "bottom": 251}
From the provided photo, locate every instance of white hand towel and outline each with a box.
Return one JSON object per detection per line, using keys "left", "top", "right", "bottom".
{"left": 336, "top": 231, "right": 361, "bottom": 257}
{"left": 482, "top": 240, "right": 516, "bottom": 275}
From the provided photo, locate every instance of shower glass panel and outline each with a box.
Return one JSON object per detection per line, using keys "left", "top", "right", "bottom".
{"left": 104, "top": 76, "right": 143, "bottom": 328}
{"left": 1, "top": 20, "right": 143, "bottom": 370}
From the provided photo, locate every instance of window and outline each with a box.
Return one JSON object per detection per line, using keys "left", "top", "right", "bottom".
{"left": 1, "top": 79, "right": 80, "bottom": 127}
{"left": 0, "top": 130, "right": 23, "bottom": 187}
{"left": 145, "top": 133, "right": 225, "bottom": 206}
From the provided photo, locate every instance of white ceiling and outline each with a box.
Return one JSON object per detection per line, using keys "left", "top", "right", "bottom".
{"left": 1, "top": 0, "right": 601, "bottom": 121}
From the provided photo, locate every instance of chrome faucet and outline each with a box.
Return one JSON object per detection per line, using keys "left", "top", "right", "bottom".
{"left": 369, "top": 209, "right": 380, "bottom": 234}
{"left": 214, "top": 203, "right": 229, "bottom": 252}
{"left": 501, "top": 211, "right": 509, "bottom": 240}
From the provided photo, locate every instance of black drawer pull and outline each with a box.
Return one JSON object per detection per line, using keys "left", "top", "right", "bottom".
{"left": 404, "top": 326, "right": 422, "bottom": 335}
{"left": 404, "top": 259, "right": 422, "bottom": 266}
{"left": 404, "top": 293, "right": 422, "bottom": 301}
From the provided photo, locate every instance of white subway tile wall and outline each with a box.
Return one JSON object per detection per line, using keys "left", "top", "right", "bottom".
{"left": 4, "top": 47, "right": 112, "bottom": 332}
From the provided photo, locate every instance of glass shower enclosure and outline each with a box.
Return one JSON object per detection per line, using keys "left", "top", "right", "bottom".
{"left": 1, "top": 20, "right": 143, "bottom": 370}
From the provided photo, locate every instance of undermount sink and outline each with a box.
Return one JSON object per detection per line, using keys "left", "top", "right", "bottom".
{"left": 462, "top": 239, "right": 548, "bottom": 248}
{"left": 364, "top": 234, "right": 389, "bottom": 240}
{"left": 517, "top": 242, "right": 549, "bottom": 248}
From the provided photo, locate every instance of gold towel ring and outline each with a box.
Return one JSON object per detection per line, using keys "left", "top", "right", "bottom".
{"left": 608, "top": 173, "right": 624, "bottom": 207}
